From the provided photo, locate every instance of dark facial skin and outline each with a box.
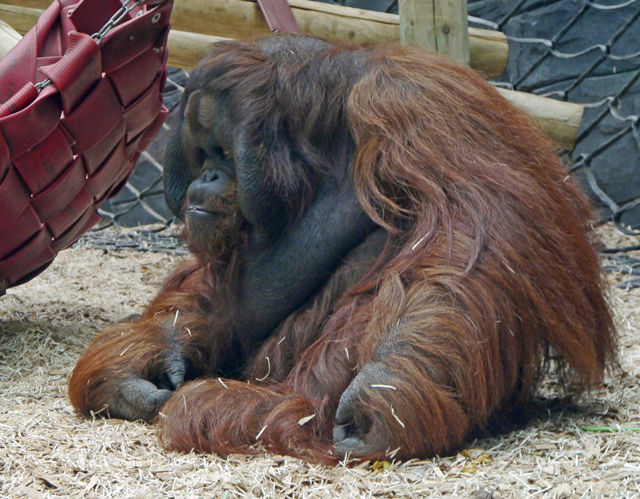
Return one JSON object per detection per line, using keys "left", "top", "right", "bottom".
{"left": 164, "top": 89, "right": 238, "bottom": 241}
{"left": 163, "top": 39, "right": 377, "bottom": 354}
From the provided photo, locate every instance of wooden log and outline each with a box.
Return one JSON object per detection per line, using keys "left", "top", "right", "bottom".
{"left": 176, "top": 0, "right": 504, "bottom": 77}
{"left": 0, "top": 18, "right": 20, "bottom": 58}
{"left": 0, "top": 5, "right": 224, "bottom": 70}
{"left": 497, "top": 88, "right": 584, "bottom": 150}
{"left": 3, "top": 0, "right": 507, "bottom": 78}
{"left": 399, "top": 0, "right": 469, "bottom": 66}
{"left": 2, "top": 0, "right": 45, "bottom": 7}
{"left": 0, "top": 4, "right": 39, "bottom": 35}
{"left": 468, "top": 28, "right": 506, "bottom": 82}
{"left": 0, "top": 3, "right": 584, "bottom": 148}
{"left": 168, "top": 30, "right": 226, "bottom": 69}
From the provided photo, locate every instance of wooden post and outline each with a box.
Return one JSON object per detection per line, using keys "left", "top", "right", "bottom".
{"left": 399, "top": 0, "right": 469, "bottom": 65}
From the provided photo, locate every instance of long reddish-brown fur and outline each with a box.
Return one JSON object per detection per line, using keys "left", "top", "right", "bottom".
{"left": 69, "top": 36, "right": 616, "bottom": 464}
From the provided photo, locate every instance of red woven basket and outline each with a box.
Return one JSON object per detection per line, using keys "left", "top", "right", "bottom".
{"left": 0, "top": 0, "right": 173, "bottom": 295}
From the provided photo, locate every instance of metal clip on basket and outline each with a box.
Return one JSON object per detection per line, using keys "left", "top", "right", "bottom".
{"left": 0, "top": 0, "right": 173, "bottom": 295}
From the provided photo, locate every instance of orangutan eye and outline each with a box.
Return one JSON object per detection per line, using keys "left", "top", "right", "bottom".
{"left": 198, "top": 146, "right": 232, "bottom": 164}
{"left": 205, "top": 146, "right": 232, "bottom": 161}
{"left": 195, "top": 147, "right": 207, "bottom": 165}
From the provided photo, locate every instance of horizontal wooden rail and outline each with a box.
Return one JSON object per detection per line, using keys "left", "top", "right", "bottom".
{"left": 497, "top": 88, "right": 584, "bottom": 151}
{"left": 0, "top": 0, "right": 507, "bottom": 78}
{"left": 0, "top": 3, "right": 583, "bottom": 148}
{"left": 0, "top": 17, "right": 19, "bottom": 58}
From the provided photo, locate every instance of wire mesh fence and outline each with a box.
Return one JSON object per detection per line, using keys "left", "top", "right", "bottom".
{"left": 469, "top": 0, "right": 640, "bottom": 288}
{"left": 80, "top": 66, "right": 190, "bottom": 253}
{"left": 78, "top": 0, "right": 640, "bottom": 286}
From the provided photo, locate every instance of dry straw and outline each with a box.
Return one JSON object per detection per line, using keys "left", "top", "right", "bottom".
{"left": 0, "top": 225, "right": 639, "bottom": 498}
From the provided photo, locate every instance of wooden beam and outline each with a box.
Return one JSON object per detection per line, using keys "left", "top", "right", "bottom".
{"left": 2, "top": 0, "right": 45, "bottom": 8}
{"left": 0, "top": 4, "right": 39, "bottom": 34}
{"left": 0, "top": 0, "right": 507, "bottom": 79}
{"left": 0, "top": 4, "right": 225, "bottom": 70}
{"left": 0, "top": 3, "right": 583, "bottom": 149}
{"left": 175, "top": 0, "right": 502, "bottom": 76}
{"left": 497, "top": 88, "right": 584, "bottom": 151}
{"left": 0, "top": 18, "right": 19, "bottom": 58}
{"left": 168, "top": 30, "right": 226, "bottom": 70}
{"left": 399, "top": 0, "right": 469, "bottom": 66}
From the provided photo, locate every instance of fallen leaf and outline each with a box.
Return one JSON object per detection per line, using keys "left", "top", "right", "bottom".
{"left": 472, "top": 453, "right": 493, "bottom": 465}
{"left": 581, "top": 426, "right": 640, "bottom": 432}
{"left": 373, "top": 461, "right": 392, "bottom": 472}
{"left": 460, "top": 464, "right": 478, "bottom": 475}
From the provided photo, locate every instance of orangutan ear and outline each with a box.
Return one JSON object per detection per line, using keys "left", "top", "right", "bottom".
{"left": 184, "top": 90, "right": 219, "bottom": 131}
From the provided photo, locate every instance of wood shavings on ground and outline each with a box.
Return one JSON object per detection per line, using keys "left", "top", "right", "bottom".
{"left": 0, "top": 225, "right": 639, "bottom": 498}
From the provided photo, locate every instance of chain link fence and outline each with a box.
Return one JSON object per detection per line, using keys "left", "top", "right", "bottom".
{"left": 468, "top": 0, "right": 640, "bottom": 289}
{"left": 79, "top": 66, "right": 189, "bottom": 253}
{"left": 79, "top": 0, "right": 640, "bottom": 285}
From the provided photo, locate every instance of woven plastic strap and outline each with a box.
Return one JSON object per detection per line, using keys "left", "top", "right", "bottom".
{"left": 257, "top": 0, "right": 300, "bottom": 33}
{"left": 0, "top": 0, "right": 173, "bottom": 294}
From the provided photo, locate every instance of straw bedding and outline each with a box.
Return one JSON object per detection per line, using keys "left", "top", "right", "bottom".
{"left": 0, "top": 225, "right": 638, "bottom": 498}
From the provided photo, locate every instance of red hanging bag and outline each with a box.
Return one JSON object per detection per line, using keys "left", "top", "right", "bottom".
{"left": 0, "top": 0, "right": 173, "bottom": 295}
